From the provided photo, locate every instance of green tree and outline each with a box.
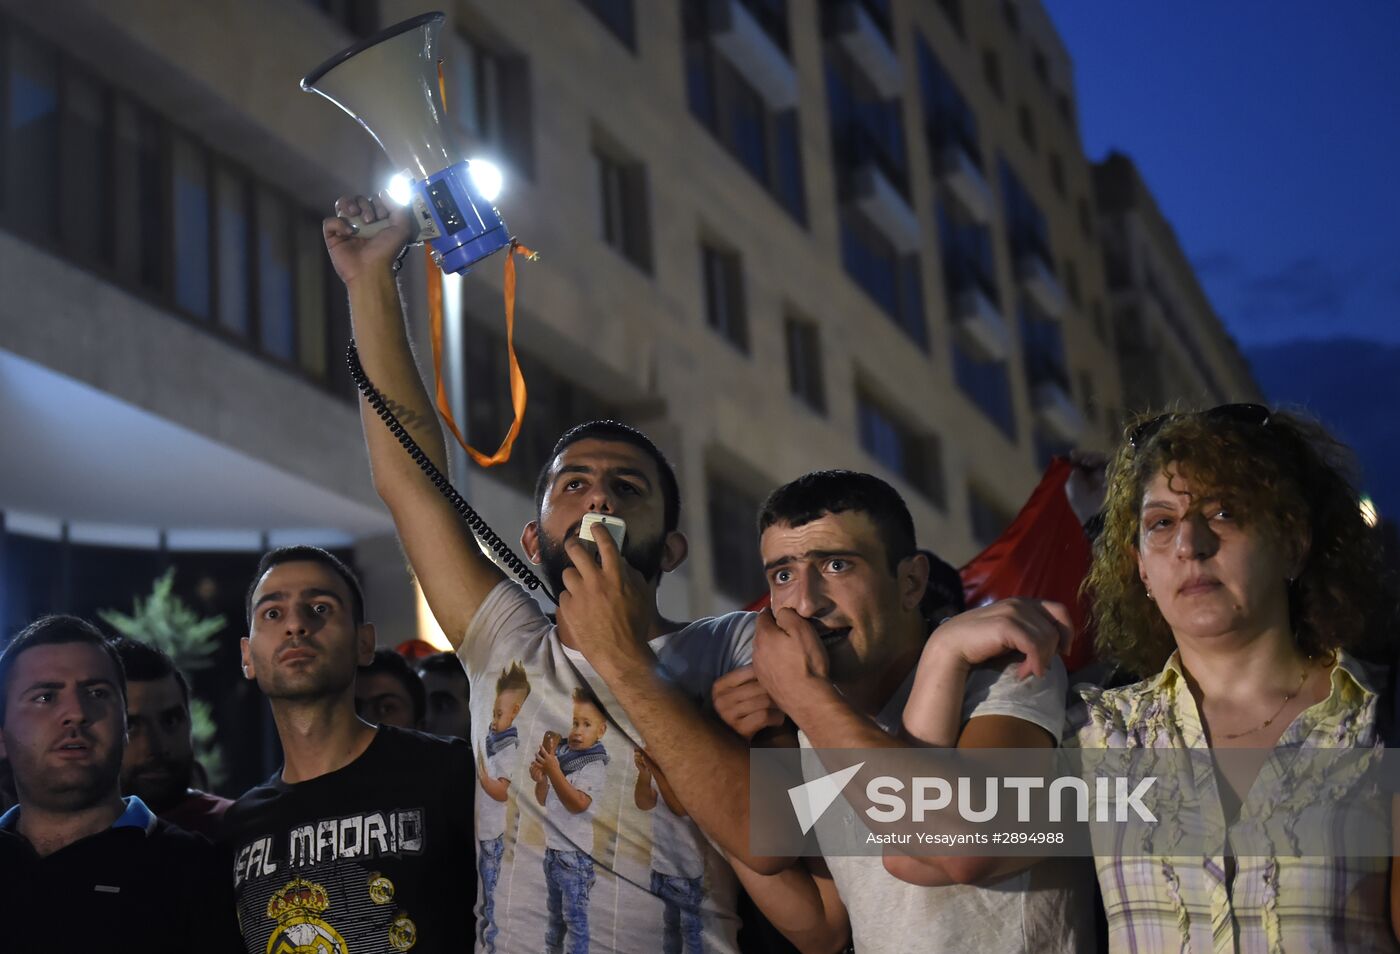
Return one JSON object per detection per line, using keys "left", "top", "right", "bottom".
{"left": 101, "top": 568, "right": 227, "bottom": 786}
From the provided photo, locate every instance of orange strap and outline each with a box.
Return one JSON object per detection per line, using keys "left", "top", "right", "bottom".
{"left": 421, "top": 61, "right": 532, "bottom": 468}
{"left": 425, "top": 242, "right": 534, "bottom": 466}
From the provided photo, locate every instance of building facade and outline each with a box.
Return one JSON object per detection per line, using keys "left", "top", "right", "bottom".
{"left": 1093, "top": 151, "right": 1262, "bottom": 414}
{"left": 0, "top": 0, "right": 1252, "bottom": 695}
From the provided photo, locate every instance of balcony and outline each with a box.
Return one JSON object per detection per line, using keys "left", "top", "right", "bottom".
{"left": 937, "top": 142, "right": 993, "bottom": 224}
{"left": 707, "top": 0, "right": 799, "bottom": 108}
{"left": 1017, "top": 250, "right": 1067, "bottom": 319}
{"left": 952, "top": 287, "right": 1010, "bottom": 362}
{"left": 826, "top": 0, "right": 903, "bottom": 97}
{"left": 1032, "top": 379, "right": 1085, "bottom": 442}
{"left": 851, "top": 162, "right": 920, "bottom": 252}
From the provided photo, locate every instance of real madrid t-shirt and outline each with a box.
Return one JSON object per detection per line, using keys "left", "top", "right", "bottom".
{"left": 222, "top": 725, "right": 476, "bottom": 953}
{"left": 461, "top": 579, "right": 755, "bottom": 954}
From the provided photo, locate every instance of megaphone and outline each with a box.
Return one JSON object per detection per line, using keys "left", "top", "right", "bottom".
{"left": 301, "top": 11, "right": 510, "bottom": 274}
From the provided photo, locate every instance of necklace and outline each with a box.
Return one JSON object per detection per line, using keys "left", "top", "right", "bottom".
{"left": 1219, "top": 667, "right": 1310, "bottom": 740}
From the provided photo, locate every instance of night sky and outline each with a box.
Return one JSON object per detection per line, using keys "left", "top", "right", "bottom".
{"left": 1045, "top": 1, "right": 1400, "bottom": 514}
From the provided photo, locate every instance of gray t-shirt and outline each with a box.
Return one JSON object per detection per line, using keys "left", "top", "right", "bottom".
{"left": 799, "top": 655, "right": 1093, "bottom": 954}
{"left": 462, "top": 581, "right": 754, "bottom": 954}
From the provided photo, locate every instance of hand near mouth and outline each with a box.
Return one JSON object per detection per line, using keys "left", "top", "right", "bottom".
{"left": 557, "top": 530, "right": 652, "bottom": 675}
{"left": 752, "top": 608, "right": 833, "bottom": 716}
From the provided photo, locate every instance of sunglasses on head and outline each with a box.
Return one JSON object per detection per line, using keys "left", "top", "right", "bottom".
{"left": 1128, "top": 403, "right": 1271, "bottom": 451}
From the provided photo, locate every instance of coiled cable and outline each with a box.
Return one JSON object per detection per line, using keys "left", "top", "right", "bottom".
{"left": 346, "top": 340, "right": 556, "bottom": 603}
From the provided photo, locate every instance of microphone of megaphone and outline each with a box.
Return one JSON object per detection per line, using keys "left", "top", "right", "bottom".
{"left": 301, "top": 11, "right": 511, "bottom": 274}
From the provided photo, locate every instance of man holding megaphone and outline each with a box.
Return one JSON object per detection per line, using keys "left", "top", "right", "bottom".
{"left": 325, "top": 193, "right": 776, "bottom": 954}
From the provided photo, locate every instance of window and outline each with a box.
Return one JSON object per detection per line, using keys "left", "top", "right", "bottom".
{"left": 59, "top": 69, "right": 106, "bottom": 263}
{"left": 840, "top": 209, "right": 926, "bottom": 347}
{"left": 112, "top": 101, "right": 165, "bottom": 293}
{"left": 830, "top": 0, "right": 894, "bottom": 43}
{"left": 969, "top": 488, "right": 1012, "bottom": 548}
{"left": 445, "top": 28, "right": 533, "bottom": 177}
{"left": 1078, "top": 370, "right": 1099, "bottom": 423}
{"left": 917, "top": 35, "right": 982, "bottom": 170}
{"left": 1017, "top": 103, "right": 1036, "bottom": 152}
{"left": 936, "top": 200, "right": 996, "bottom": 304}
{"left": 935, "top": 0, "right": 965, "bottom": 38}
{"left": 684, "top": 0, "right": 805, "bottom": 221}
{"left": 857, "top": 391, "right": 945, "bottom": 506}
{"left": 464, "top": 319, "right": 618, "bottom": 496}
{"left": 1000, "top": 157, "right": 1052, "bottom": 264}
{"left": 938, "top": 201, "right": 1014, "bottom": 437}
{"left": 578, "top": 0, "right": 635, "bottom": 49}
{"left": 1062, "top": 259, "right": 1082, "bottom": 308}
{"left": 1021, "top": 301, "right": 1069, "bottom": 393}
{"left": 982, "top": 48, "right": 1003, "bottom": 100}
{"left": 172, "top": 135, "right": 212, "bottom": 320}
{"left": 594, "top": 141, "right": 651, "bottom": 272}
{"left": 1077, "top": 196, "right": 1093, "bottom": 240}
{"left": 701, "top": 242, "right": 748, "bottom": 351}
{"left": 1032, "top": 46, "right": 1049, "bottom": 84}
{"left": 1056, "top": 92, "right": 1074, "bottom": 126}
{"left": 785, "top": 316, "right": 825, "bottom": 413}
{"left": 3, "top": 28, "right": 58, "bottom": 241}
{"left": 707, "top": 474, "right": 766, "bottom": 602}
{"left": 214, "top": 166, "right": 251, "bottom": 338}
{"left": 826, "top": 40, "right": 921, "bottom": 343}
{"left": 304, "top": 0, "right": 378, "bottom": 37}
{"left": 1092, "top": 300, "right": 1110, "bottom": 345}
{"left": 296, "top": 216, "right": 328, "bottom": 382}
{"left": 1001, "top": 1, "right": 1021, "bottom": 34}
{"left": 826, "top": 45, "right": 909, "bottom": 200}
{"left": 0, "top": 15, "right": 347, "bottom": 396}
{"left": 256, "top": 190, "right": 295, "bottom": 363}
{"left": 953, "top": 342, "right": 1016, "bottom": 438}
{"left": 1049, "top": 152, "right": 1065, "bottom": 198}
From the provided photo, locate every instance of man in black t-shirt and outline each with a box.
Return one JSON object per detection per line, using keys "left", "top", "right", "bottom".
{"left": 0, "top": 615, "right": 241, "bottom": 952}
{"left": 224, "top": 546, "right": 475, "bottom": 952}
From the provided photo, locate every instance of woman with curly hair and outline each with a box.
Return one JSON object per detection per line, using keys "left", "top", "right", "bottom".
{"left": 1073, "top": 403, "right": 1400, "bottom": 952}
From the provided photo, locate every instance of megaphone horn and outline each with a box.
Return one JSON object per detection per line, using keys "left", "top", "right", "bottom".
{"left": 301, "top": 11, "right": 511, "bottom": 274}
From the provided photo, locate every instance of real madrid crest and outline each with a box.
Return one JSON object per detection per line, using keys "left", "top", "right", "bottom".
{"left": 264, "top": 878, "right": 348, "bottom": 954}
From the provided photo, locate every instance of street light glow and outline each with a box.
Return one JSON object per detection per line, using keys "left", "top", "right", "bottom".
{"left": 1361, "top": 496, "right": 1380, "bottom": 528}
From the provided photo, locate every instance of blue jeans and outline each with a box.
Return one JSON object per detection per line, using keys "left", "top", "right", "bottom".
{"left": 478, "top": 835, "right": 505, "bottom": 953}
{"left": 545, "top": 847, "right": 596, "bottom": 954}
{"left": 650, "top": 870, "right": 704, "bottom": 954}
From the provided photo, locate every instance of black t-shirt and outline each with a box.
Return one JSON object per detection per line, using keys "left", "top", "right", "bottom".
{"left": 0, "top": 801, "right": 242, "bottom": 953}
{"left": 222, "top": 725, "right": 476, "bottom": 953}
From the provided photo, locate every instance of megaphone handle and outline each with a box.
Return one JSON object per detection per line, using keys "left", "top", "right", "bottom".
{"left": 348, "top": 214, "right": 395, "bottom": 238}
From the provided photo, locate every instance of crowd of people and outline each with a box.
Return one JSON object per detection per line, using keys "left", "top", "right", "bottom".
{"left": 0, "top": 193, "right": 1394, "bottom": 953}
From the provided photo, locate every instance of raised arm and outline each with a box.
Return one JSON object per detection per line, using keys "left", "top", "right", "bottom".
{"left": 885, "top": 600, "right": 1070, "bottom": 886}
{"left": 324, "top": 194, "right": 503, "bottom": 647}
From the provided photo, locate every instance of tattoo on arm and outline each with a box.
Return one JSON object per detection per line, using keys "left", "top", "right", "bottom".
{"left": 378, "top": 395, "right": 432, "bottom": 432}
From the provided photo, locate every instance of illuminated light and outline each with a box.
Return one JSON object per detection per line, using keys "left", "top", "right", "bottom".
{"left": 415, "top": 578, "right": 451, "bottom": 651}
{"left": 467, "top": 158, "right": 504, "bottom": 203}
{"left": 386, "top": 173, "right": 413, "bottom": 207}
{"left": 1361, "top": 496, "right": 1380, "bottom": 528}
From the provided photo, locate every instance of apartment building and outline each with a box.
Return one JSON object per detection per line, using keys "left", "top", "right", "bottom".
{"left": 1, "top": 0, "right": 1272, "bottom": 684}
{"left": 1093, "top": 151, "right": 1262, "bottom": 413}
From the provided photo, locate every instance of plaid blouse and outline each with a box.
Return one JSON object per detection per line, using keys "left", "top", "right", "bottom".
{"left": 1069, "top": 651, "right": 1397, "bottom": 953}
